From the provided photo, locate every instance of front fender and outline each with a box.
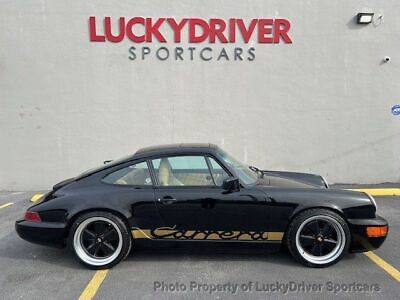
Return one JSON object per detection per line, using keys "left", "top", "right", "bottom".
{"left": 262, "top": 188, "right": 375, "bottom": 233}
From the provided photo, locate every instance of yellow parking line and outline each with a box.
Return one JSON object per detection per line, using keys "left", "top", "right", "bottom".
{"left": 364, "top": 252, "right": 400, "bottom": 282}
{"left": 0, "top": 202, "right": 14, "bottom": 209}
{"left": 30, "top": 194, "right": 44, "bottom": 203}
{"left": 348, "top": 188, "right": 400, "bottom": 196}
{"left": 78, "top": 270, "right": 109, "bottom": 300}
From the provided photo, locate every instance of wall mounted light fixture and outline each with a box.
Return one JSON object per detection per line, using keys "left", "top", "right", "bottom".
{"left": 357, "top": 13, "right": 374, "bottom": 24}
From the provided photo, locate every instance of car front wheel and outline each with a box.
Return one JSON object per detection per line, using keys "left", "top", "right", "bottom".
{"left": 286, "top": 209, "right": 350, "bottom": 268}
{"left": 69, "top": 211, "right": 131, "bottom": 269}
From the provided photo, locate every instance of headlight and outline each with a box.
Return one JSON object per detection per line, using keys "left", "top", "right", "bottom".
{"left": 366, "top": 193, "right": 378, "bottom": 210}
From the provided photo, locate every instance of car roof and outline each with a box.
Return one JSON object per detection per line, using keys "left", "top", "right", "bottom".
{"left": 75, "top": 143, "right": 219, "bottom": 180}
{"left": 134, "top": 143, "right": 218, "bottom": 158}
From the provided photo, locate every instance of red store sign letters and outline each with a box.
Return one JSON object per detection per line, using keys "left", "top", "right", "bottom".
{"left": 89, "top": 17, "right": 292, "bottom": 44}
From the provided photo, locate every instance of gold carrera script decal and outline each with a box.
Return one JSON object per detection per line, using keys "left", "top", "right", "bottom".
{"left": 131, "top": 227, "right": 284, "bottom": 241}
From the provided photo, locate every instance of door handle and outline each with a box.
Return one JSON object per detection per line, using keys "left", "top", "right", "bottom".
{"left": 158, "top": 196, "right": 177, "bottom": 205}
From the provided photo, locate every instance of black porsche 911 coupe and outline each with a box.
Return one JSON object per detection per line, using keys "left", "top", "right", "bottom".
{"left": 16, "top": 144, "right": 388, "bottom": 269}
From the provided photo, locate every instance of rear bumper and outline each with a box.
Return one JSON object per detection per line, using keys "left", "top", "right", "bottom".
{"left": 348, "top": 215, "right": 388, "bottom": 253}
{"left": 15, "top": 219, "right": 67, "bottom": 248}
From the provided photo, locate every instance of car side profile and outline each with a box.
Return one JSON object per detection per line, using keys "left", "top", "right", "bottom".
{"left": 16, "top": 143, "right": 388, "bottom": 269}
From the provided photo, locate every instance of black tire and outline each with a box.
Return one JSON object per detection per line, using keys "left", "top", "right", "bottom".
{"left": 68, "top": 211, "right": 132, "bottom": 269}
{"left": 286, "top": 209, "right": 350, "bottom": 268}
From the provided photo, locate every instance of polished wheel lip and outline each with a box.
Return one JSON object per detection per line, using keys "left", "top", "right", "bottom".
{"left": 73, "top": 216, "right": 123, "bottom": 266}
{"left": 295, "top": 215, "right": 346, "bottom": 265}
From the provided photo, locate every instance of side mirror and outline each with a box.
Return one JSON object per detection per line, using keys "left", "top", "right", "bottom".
{"left": 222, "top": 177, "right": 240, "bottom": 192}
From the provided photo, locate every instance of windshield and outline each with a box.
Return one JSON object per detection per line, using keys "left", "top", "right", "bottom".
{"left": 218, "top": 149, "right": 258, "bottom": 185}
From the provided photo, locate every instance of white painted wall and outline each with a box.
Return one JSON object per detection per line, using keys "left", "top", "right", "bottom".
{"left": 1, "top": 0, "right": 399, "bottom": 190}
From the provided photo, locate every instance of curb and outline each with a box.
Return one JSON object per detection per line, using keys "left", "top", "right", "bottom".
{"left": 30, "top": 194, "right": 44, "bottom": 203}
{"left": 347, "top": 188, "right": 400, "bottom": 196}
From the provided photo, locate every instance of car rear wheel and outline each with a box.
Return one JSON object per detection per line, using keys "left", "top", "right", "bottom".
{"left": 69, "top": 211, "right": 131, "bottom": 269}
{"left": 286, "top": 209, "right": 350, "bottom": 268}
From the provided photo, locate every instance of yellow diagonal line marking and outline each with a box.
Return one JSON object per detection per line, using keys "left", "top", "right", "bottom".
{"left": 364, "top": 251, "right": 400, "bottom": 282}
{"left": 31, "top": 194, "right": 44, "bottom": 202}
{"left": 0, "top": 202, "right": 14, "bottom": 209}
{"left": 348, "top": 188, "right": 400, "bottom": 196}
{"left": 78, "top": 270, "right": 109, "bottom": 300}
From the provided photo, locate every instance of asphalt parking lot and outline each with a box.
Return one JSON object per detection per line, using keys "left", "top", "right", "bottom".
{"left": 0, "top": 191, "right": 399, "bottom": 299}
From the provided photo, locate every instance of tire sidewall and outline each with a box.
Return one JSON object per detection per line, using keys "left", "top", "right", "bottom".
{"left": 286, "top": 209, "right": 351, "bottom": 268}
{"left": 68, "top": 211, "right": 131, "bottom": 269}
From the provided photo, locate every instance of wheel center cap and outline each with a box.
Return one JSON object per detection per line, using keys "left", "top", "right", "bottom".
{"left": 317, "top": 236, "right": 323, "bottom": 242}
{"left": 97, "top": 237, "right": 102, "bottom": 243}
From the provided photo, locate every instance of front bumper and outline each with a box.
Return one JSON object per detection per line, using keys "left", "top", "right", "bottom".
{"left": 348, "top": 215, "right": 388, "bottom": 253}
{"left": 15, "top": 219, "right": 67, "bottom": 248}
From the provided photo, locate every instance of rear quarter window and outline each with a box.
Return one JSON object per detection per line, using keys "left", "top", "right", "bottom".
{"left": 102, "top": 162, "right": 152, "bottom": 186}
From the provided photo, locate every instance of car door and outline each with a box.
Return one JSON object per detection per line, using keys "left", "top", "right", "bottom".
{"left": 150, "top": 155, "right": 270, "bottom": 241}
{"left": 205, "top": 156, "right": 270, "bottom": 234}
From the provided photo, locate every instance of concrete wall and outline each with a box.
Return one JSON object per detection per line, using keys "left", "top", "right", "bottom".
{"left": 1, "top": 0, "right": 399, "bottom": 190}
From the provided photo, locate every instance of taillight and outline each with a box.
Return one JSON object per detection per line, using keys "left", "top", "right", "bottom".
{"left": 24, "top": 211, "right": 41, "bottom": 222}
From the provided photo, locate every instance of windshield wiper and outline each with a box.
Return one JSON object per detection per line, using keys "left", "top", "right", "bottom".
{"left": 249, "top": 166, "right": 264, "bottom": 178}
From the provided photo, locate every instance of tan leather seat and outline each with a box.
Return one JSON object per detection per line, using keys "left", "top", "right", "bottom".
{"left": 158, "top": 158, "right": 183, "bottom": 186}
{"left": 115, "top": 178, "right": 128, "bottom": 185}
{"left": 113, "top": 168, "right": 149, "bottom": 185}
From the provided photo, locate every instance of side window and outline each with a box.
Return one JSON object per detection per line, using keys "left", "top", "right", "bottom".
{"left": 208, "top": 157, "right": 230, "bottom": 186}
{"left": 151, "top": 156, "right": 214, "bottom": 186}
{"left": 102, "top": 161, "right": 152, "bottom": 186}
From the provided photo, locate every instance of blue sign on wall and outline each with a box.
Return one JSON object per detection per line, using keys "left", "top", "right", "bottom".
{"left": 392, "top": 104, "right": 400, "bottom": 116}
